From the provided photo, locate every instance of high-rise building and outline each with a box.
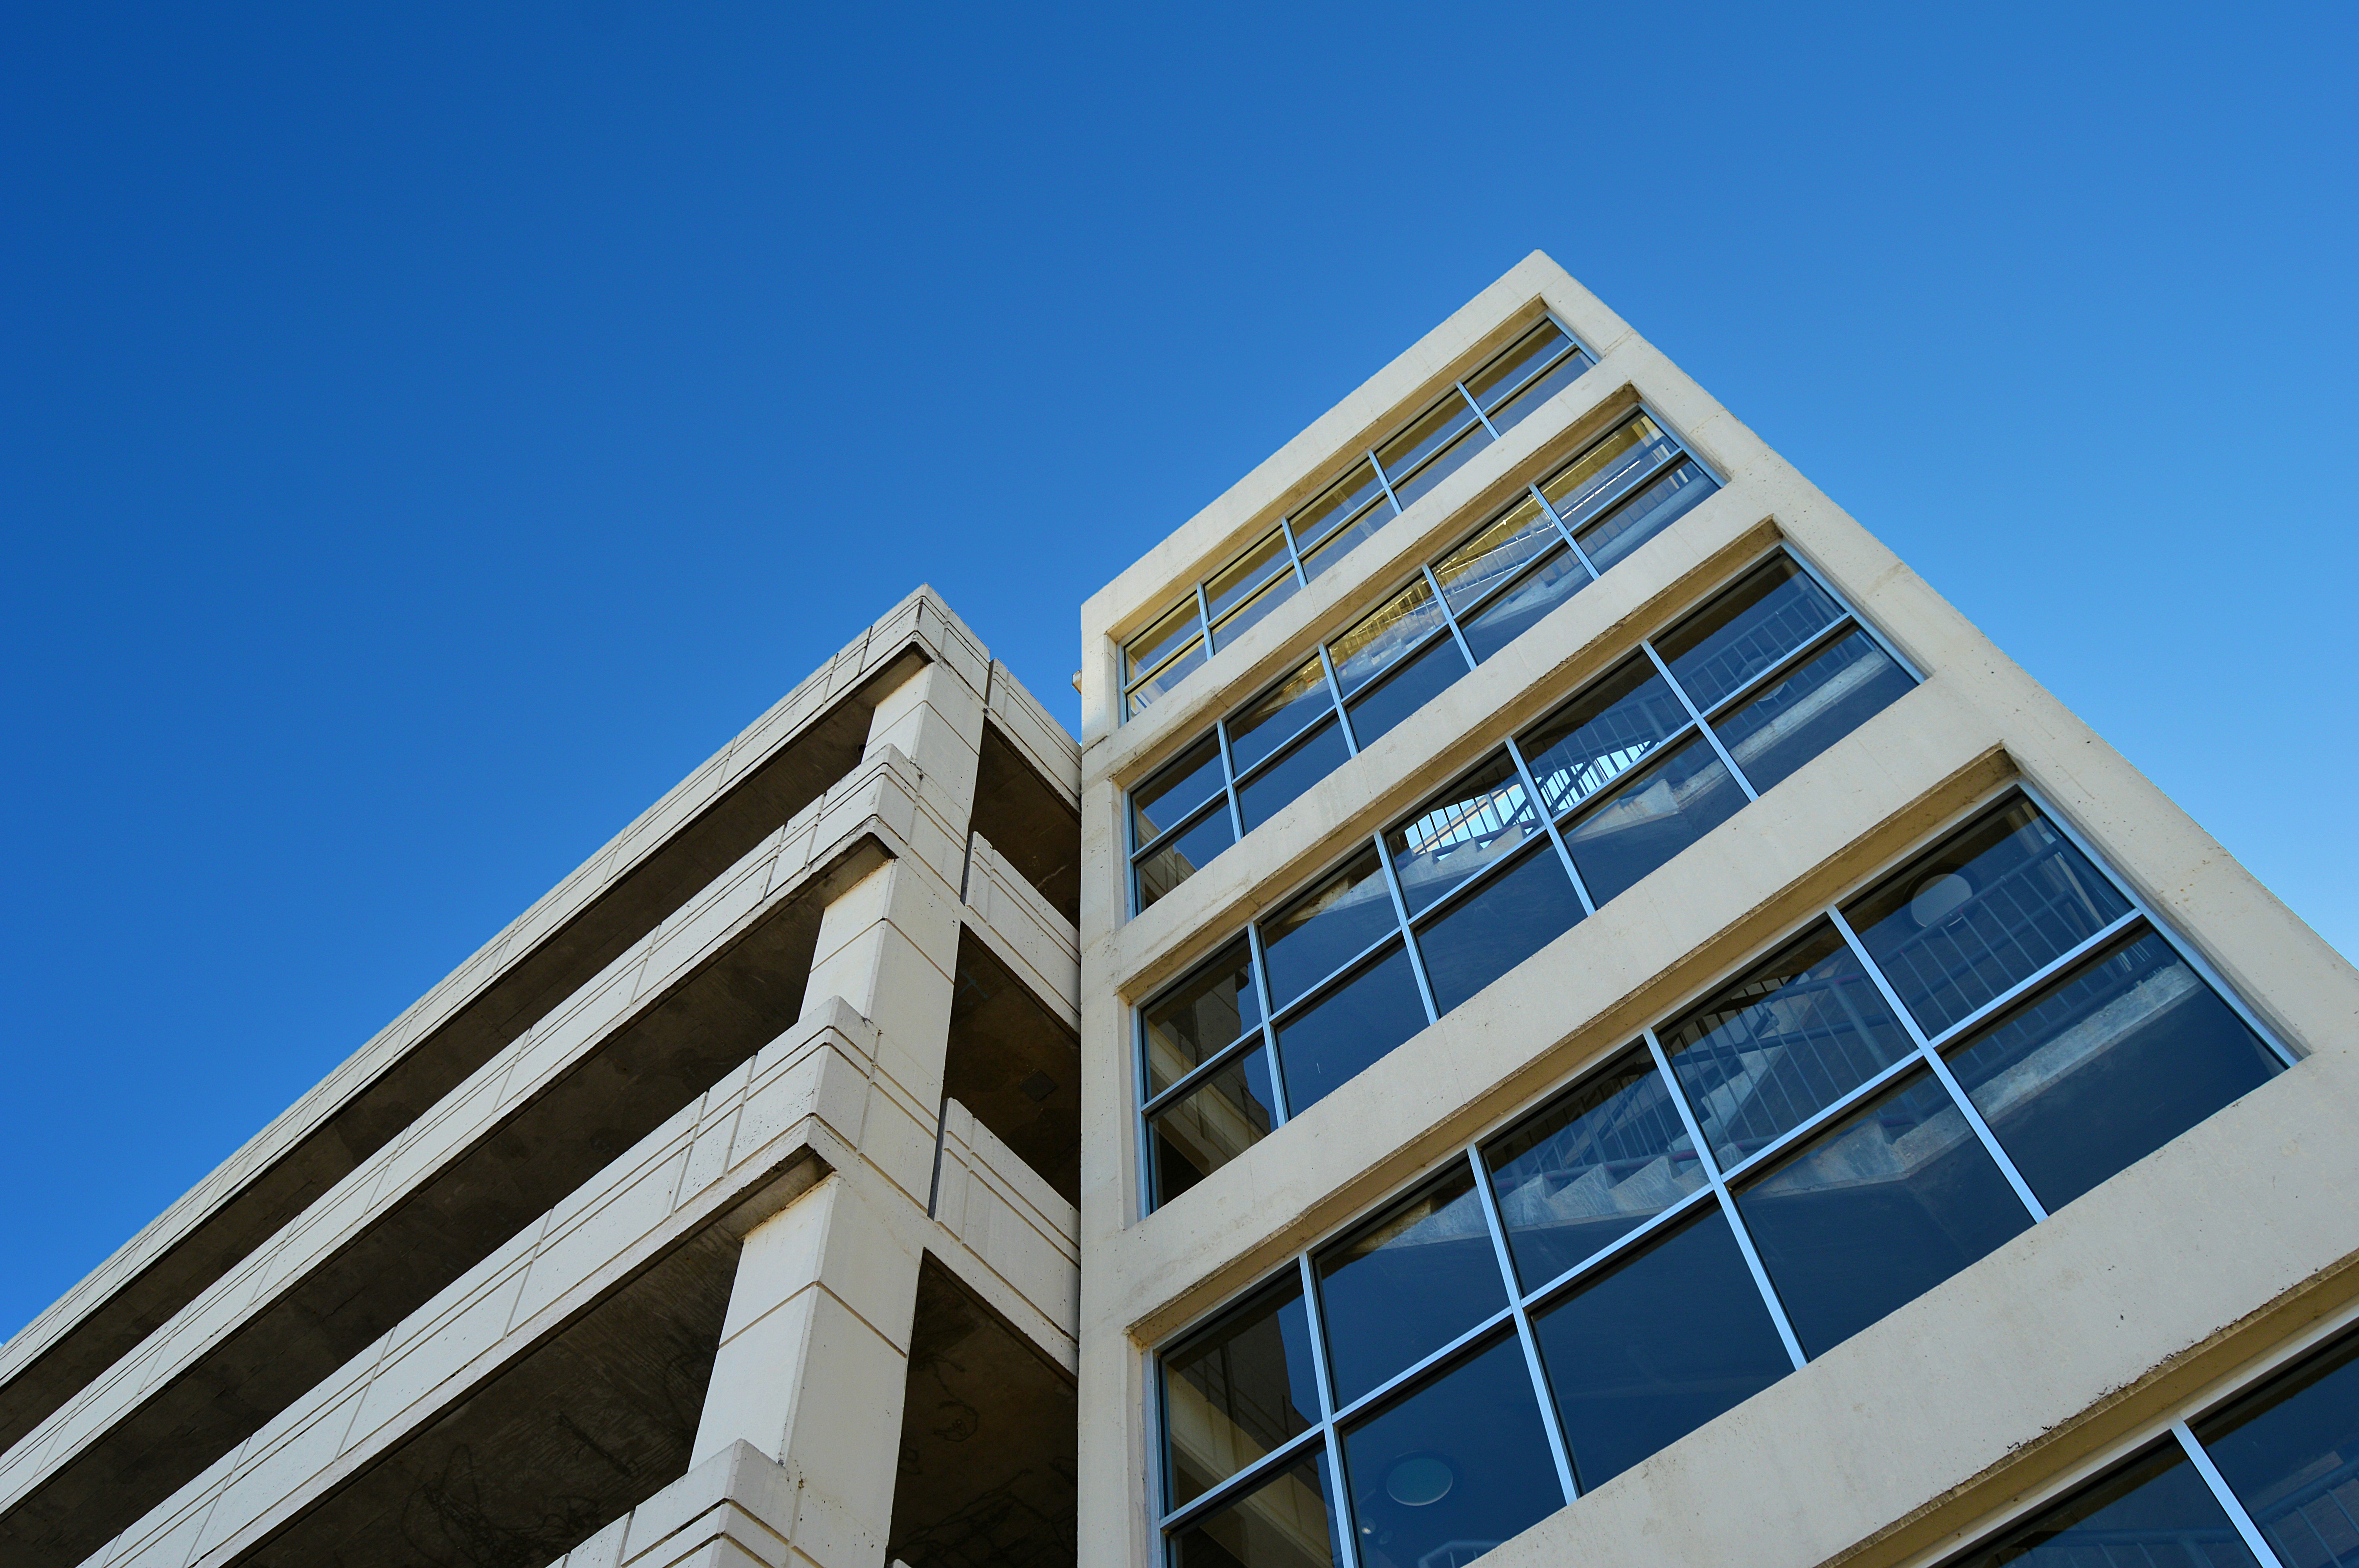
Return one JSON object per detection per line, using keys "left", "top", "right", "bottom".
{"left": 5, "top": 252, "right": 2355, "bottom": 1568}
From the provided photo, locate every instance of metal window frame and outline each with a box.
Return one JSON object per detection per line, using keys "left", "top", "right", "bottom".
{"left": 1147, "top": 776, "right": 2299, "bottom": 1554}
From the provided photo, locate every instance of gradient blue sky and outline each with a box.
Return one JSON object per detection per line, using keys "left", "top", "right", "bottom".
{"left": 2, "top": 2, "right": 2351, "bottom": 1336}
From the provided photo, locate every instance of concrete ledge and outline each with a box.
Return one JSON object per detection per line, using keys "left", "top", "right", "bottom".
{"left": 962, "top": 832, "right": 1081, "bottom": 1030}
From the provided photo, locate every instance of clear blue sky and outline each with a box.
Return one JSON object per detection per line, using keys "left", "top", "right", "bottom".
{"left": 2, "top": 2, "right": 2350, "bottom": 1337}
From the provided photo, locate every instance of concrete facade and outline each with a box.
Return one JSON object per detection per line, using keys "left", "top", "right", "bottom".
{"left": 5, "top": 251, "right": 2354, "bottom": 1568}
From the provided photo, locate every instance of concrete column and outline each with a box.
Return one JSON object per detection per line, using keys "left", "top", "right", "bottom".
{"left": 690, "top": 1174, "right": 923, "bottom": 1568}
{"left": 863, "top": 655, "right": 983, "bottom": 889}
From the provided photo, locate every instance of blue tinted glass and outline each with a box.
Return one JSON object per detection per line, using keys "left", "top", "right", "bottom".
{"left": 1343, "top": 635, "right": 1470, "bottom": 749}
{"left": 1318, "top": 1165, "right": 1505, "bottom": 1403}
{"left": 2197, "top": 1333, "right": 2359, "bottom": 1568}
{"left": 1736, "top": 1068, "right": 2032, "bottom": 1358}
{"left": 1290, "top": 461, "right": 1388, "bottom": 551}
{"left": 1228, "top": 659, "right": 1335, "bottom": 775}
{"left": 1339, "top": 1335, "right": 1561, "bottom": 1568}
{"left": 1165, "top": 1276, "right": 1324, "bottom": 1507}
{"left": 1130, "top": 635, "right": 1207, "bottom": 717}
{"left": 1484, "top": 1051, "right": 1706, "bottom": 1290}
{"left": 1712, "top": 629, "right": 1913, "bottom": 794}
{"left": 1211, "top": 570, "right": 1302, "bottom": 653}
{"left": 1950, "top": 1442, "right": 2257, "bottom": 1568}
{"left": 1948, "top": 932, "right": 2279, "bottom": 1214}
{"left": 1169, "top": 1449, "right": 1341, "bottom": 1568}
{"left": 1844, "top": 799, "right": 2135, "bottom": 1040}
{"left": 1274, "top": 944, "right": 1428, "bottom": 1116}
{"left": 1388, "top": 753, "right": 1539, "bottom": 916}
{"left": 1143, "top": 939, "right": 1261, "bottom": 1098}
{"left": 1299, "top": 499, "right": 1394, "bottom": 581}
{"left": 1206, "top": 530, "right": 1296, "bottom": 625}
{"left": 1540, "top": 417, "right": 1676, "bottom": 532}
{"left": 1150, "top": 1048, "right": 1281, "bottom": 1209}
{"left": 1465, "top": 323, "right": 1570, "bottom": 413}
{"left": 1135, "top": 735, "right": 1227, "bottom": 848}
{"left": 1376, "top": 394, "right": 1482, "bottom": 485}
{"left": 1485, "top": 349, "right": 1586, "bottom": 433}
{"left": 1558, "top": 734, "right": 1747, "bottom": 908}
{"left": 1129, "top": 597, "right": 1205, "bottom": 682}
{"left": 1458, "top": 547, "right": 1590, "bottom": 664}
{"left": 1261, "top": 850, "right": 1400, "bottom": 1007}
{"left": 1412, "top": 844, "right": 1585, "bottom": 1016}
{"left": 1657, "top": 557, "right": 1841, "bottom": 711}
{"left": 1432, "top": 495, "right": 1559, "bottom": 617}
{"left": 1138, "top": 802, "right": 1236, "bottom": 913}
{"left": 1517, "top": 658, "right": 1689, "bottom": 819}
{"left": 1532, "top": 1208, "right": 1791, "bottom": 1491}
{"left": 1236, "top": 718, "right": 1352, "bottom": 833}
{"left": 1388, "top": 422, "right": 1494, "bottom": 510}
{"left": 1658, "top": 923, "right": 1916, "bottom": 1171}
{"left": 1574, "top": 459, "right": 1715, "bottom": 573}
{"left": 1330, "top": 580, "right": 1446, "bottom": 694}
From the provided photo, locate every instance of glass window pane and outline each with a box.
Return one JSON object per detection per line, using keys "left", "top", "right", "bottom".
{"left": 1658, "top": 922, "right": 1917, "bottom": 1172}
{"left": 1316, "top": 1165, "right": 1505, "bottom": 1404}
{"left": 1530, "top": 1208, "right": 1791, "bottom": 1491}
{"left": 1736, "top": 1067, "right": 2033, "bottom": 1359}
{"left": 1338, "top": 1334, "right": 1561, "bottom": 1568}
{"left": 1168, "top": 1450, "right": 1341, "bottom": 1568}
{"left": 1558, "top": 734, "right": 1747, "bottom": 908}
{"left": 1655, "top": 555, "right": 1841, "bottom": 711}
{"left": 1343, "top": 635, "right": 1469, "bottom": 750}
{"left": 1389, "top": 752, "right": 1540, "bottom": 917}
{"left": 1262, "top": 849, "right": 1401, "bottom": 1009}
{"left": 1843, "top": 798, "right": 2136, "bottom": 1040}
{"left": 1299, "top": 497, "right": 1394, "bottom": 580}
{"left": 1572, "top": 459, "right": 1716, "bottom": 574}
{"left": 2195, "top": 1331, "right": 2359, "bottom": 1568}
{"left": 1518, "top": 657, "right": 1689, "bottom": 820}
{"left": 1212, "top": 570, "right": 1303, "bottom": 653}
{"left": 1458, "top": 547, "right": 1589, "bottom": 665}
{"left": 1432, "top": 495, "right": 1560, "bottom": 617}
{"left": 1947, "top": 931, "right": 2281, "bottom": 1214}
{"left": 1712, "top": 628, "right": 1913, "bottom": 794}
{"left": 1151, "top": 1049, "right": 1282, "bottom": 1209}
{"left": 1388, "top": 423, "right": 1493, "bottom": 510}
{"left": 1948, "top": 1441, "right": 2258, "bottom": 1568}
{"left": 1274, "top": 943, "right": 1428, "bottom": 1117}
{"left": 1413, "top": 844, "right": 1585, "bottom": 1015}
{"left": 1207, "top": 530, "right": 1297, "bottom": 624}
{"left": 1376, "top": 394, "right": 1481, "bottom": 484}
{"left": 1130, "top": 597, "right": 1206, "bottom": 681}
{"left": 1485, "top": 349, "right": 1587, "bottom": 434}
{"left": 1464, "top": 322, "right": 1571, "bottom": 413}
{"left": 1485, "top": 1049, "right": 1706, "bottom": 1290}
{"left": 1164, "top": 1278, "right": 1324, "bottom": 1508}
{"left": 1236, "top": 717, "right": 1352, "bottom": 833}
{"left": 1227, "top": 658, "right": 1335, "bottom": 775}
{"left": 1329, "top": 578, "right": 1446, "bottom": 694}
{"left": 1540, "top": 415, "right": 1677, "bottom": 532}
{"left": 1130, "top": 636, "right": 1207, "bottom": 716}
{"left": 1290, "top": 460, "right": 1389, "bottom": 554}
{"left": 1135, "top": 735, "right": 1227, "bottom": 848}
{"left": 1144, "top": 938, "right": 1262, "bottom": 1098}
{"left": 1138, "top": 802, "right": 1237, "bottom": 913}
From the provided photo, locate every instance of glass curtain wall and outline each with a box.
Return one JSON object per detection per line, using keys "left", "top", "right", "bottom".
{"left": 1122, "top": 319, "right": 1591, "bottom": 722}
{"left": 1131, "top": 408, "right": 1719, "bottom": 913}
{"left": 1142, "top": 548, "right": 1916, "bottom": 1205}
{"left": 1154, "top": 792, "right": 2292, "bottom": 1568}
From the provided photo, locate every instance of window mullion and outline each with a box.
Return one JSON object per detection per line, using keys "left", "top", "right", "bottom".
{"left": 1505, "top": 736, "right": 1596, "bottom": 916}
{"left": 1279, "top": 516, "right": 1310, "bottom": 588}
{"left": 2172, "top": 1420, "right": 2292, "bottom": 1568}
{"left": 1469, "top": 1143, "right": 1580, "bottom": 1504}
{"left": 1213, "top": 721, "right": 1248, "bottom": 842}
{"left": 1376, "top": 833, "right": 1442, "bottom": 1027}
{"left": 1532, "top": 481, "right": 1602, "bottom": 583}
{"left": 1247, "top": 922, "right": 1290, "bottom": 1123}
{"left": 1458, "top": 379, "right": 1501, "bottom": 439}
{"left": 1645, "top": 1027, "right": 1808, "bottom": 1371}
{"left": 1639, "top": 639, "right": 1759, "bottom": 802}
{"left": 1314, "top": 643, "right": 1358, "bottom": 759}
{"left": 1369, "top": 446, "right": 1405, "bottom": 514}
{"left": 1421, "top": 563, "right": 1480, "bottom": 672}
{"left": 1826, "top": 907, "right": 2050, "bottom": 1223}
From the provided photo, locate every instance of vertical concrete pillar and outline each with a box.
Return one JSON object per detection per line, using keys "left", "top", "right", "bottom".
{"left": 691, "top": 1175, "right": 923, "bottom": 1568}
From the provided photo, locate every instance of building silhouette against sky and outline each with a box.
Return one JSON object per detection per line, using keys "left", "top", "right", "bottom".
{"left": 5, "top": 252, "right": 2356, "bottom": 1568}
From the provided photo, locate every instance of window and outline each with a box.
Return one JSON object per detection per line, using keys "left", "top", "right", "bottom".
{"left": 1152, "top": 794, "right": 2292, "bottom": 1567}
{"left": 1121, "top": 319, "right": 1592, "bottom": 723}
{"left": 1139, "top": 549, "right": 1917, "bottom": 1207}
{"left": 1128, "top": 408, "right": 1721, "bottom": 913}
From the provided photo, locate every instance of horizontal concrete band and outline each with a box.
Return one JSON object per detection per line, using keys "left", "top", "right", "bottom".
{"left": 962, "top": 832, "right": 1080, "bottom": 1031}
{"left": 0, "top": 588, "right": 992, "bottom": 1410}
{"left": 95, "top": 1000, "right": 1079, "bottom": 1568}
{"left": 0, "top": 746, "right": 960, "bottom": 1520}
